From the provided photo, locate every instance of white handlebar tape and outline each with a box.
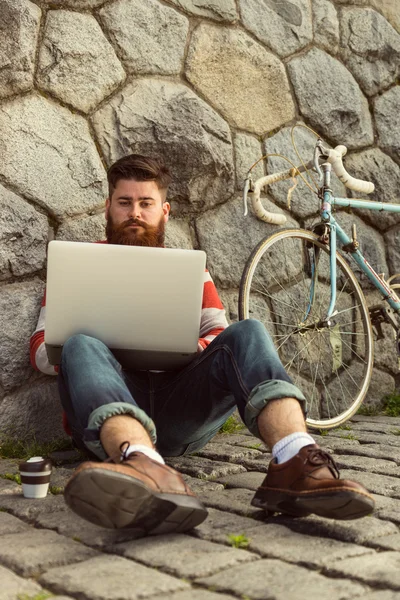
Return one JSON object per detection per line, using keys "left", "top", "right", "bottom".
{"left": 327, "top": 146, "right": 375, "bottom": 194}
{"left": 251, "top": 171, "right": 290, "bottom": 225}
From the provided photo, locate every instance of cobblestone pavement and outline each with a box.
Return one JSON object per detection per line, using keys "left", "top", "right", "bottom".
{"left": 1, "top": 415, "right": 400, "bottom": 600}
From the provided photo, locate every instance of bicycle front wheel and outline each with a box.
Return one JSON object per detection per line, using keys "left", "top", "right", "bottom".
{"left": 239, "top": 229, "right": 374, "bottom": 429}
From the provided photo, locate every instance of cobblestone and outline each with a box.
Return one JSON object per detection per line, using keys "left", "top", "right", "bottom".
{"left": 0, "top": 418, "right": 399, "bottom": 597}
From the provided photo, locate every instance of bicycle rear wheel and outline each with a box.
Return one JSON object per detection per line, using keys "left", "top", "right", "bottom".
{"left": 239, "top": 229, "right": 374, "bottom": 429}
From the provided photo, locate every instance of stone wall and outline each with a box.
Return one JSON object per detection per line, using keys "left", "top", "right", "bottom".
{"left": 0, "top": 0, "right": 399, "bottom": 440}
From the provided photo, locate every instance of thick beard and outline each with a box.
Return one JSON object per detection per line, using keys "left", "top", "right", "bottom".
{"left": 106, "top": 215, "right": 165, "bottom": 247}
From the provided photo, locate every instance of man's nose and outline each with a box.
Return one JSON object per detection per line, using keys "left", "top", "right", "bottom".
{"left": 128, "top": 204, "right": 141, "bottom": 220}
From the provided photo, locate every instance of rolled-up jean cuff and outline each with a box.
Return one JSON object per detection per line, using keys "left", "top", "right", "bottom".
{"left": 83, "top": 402, "right": 157, "bottom": 460}
{"left": 244, "top": 380, "right": 307, "bottom": 438}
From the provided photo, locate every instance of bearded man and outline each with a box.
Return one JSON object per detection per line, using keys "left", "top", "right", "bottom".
{"left": 30, "top": 154, "right": 374, "bottom": 534}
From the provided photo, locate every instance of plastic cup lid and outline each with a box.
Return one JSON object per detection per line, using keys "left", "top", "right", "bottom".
{"left": 27, "top": 457, "right": 44, "bottom": 462}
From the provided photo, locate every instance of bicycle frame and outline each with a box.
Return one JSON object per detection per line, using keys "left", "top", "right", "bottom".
{"left": 319, "top": 187, "right": 400, "bottom": 321}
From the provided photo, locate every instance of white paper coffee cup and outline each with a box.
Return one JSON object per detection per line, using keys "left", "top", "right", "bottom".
{"left": 19, "top": 457, "right": 52, "bottom": 499}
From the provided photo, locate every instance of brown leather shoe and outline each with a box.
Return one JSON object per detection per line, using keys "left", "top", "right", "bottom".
{"left": 64, "top": 448, "right": 208, "bottom": 534}
{"left": 251, "top": 444, "right": 375, "bottom": 520}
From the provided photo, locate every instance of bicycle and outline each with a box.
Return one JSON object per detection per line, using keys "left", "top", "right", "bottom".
{"left": 239, "top": 126, "right": 400, "bottom": 430}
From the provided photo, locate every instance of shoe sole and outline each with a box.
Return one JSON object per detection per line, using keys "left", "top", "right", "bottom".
{"left": 64, "top": 468, "right": 208, "bottom": 533}
{"left": 251, "top": 487, "right": 375, "bottom": 520}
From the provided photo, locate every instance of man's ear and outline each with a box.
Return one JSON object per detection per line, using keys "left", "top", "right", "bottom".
{"left": 163, "top": 201, "right": 171, "bottom": 222}
{"left": 105, "top": 197, "right": 110, "bottom": 220}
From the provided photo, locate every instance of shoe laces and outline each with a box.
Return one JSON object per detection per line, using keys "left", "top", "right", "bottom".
{"left": 104, "top": 441, "right": 131, "bottom": 464}
{"left": 306, "top": 448, "right": 340, "bottom": 479}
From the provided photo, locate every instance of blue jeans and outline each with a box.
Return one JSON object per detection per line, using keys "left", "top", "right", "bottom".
{"left": 58, "top": 320, "right": 306, "bottom": 459}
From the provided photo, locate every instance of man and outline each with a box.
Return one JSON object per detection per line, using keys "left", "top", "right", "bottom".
{"left": 30, "top": 154, "right": 374, "bottom": 534}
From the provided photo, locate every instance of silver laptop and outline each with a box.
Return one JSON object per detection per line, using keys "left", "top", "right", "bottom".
{"left": 45, "top": 241, "right": 206, "bottom": 370}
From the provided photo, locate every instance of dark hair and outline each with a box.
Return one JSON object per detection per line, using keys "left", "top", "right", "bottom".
{"left": 107, "top": 154, "right": 172, "bottom": 201}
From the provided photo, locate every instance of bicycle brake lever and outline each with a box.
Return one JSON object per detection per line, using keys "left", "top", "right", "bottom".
{"left": 243, "top": 175, "right": 253, "bottom": 217}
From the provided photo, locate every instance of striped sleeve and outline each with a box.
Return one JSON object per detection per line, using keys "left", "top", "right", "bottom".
{"left": 29, "top": 292, "right": 58, "bottom": 375}
{"left": 197, "top": 270, "right": 229, "bottom": 351}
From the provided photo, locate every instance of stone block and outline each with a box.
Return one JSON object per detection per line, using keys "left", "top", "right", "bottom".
{"left": 375, "top": 86, "right": 400, "bottom": 165}
{"left": 239, "top": 0, "right": 313, "bottom": 58}
{"left": 313, "top": 0, "right": 340, "bottom": 53}
{"left": 330, "top": 551, "right": 400, "bottom": 589}
{"left": 0, "top": 512, "right": 30, "bottom": 534}
{"left": 0, "top": 0, "right": 41, "bottom": 99}
{"left": 113, "top": 533, "right": 258, "bottom": 579}
{"left": 0, "top": 564, "right": 43, "bottom": 600}
{"left": 0, "top": 379, "right": 65, "bottom": 441}
{"left": 288, "top": 48, "right": 373, "bottom": 149}
{"left": 217, "top": 471, "right": 265, "bottom": 491}
{"left": 92, "top": 79, "right": 234, "bottom": 214}
{"left": 166, "top": 455, "right": 246, "bottom": 479}
{"left": 0, "top": 94, "right": 107, "bottom": 219}
{"left": 167, "top": 0, "right": 237, "bottom": 22}
{"left": 182, "top": 475, "right": 224, "bottom": 494}
{"left": 333, "top": 454, "right": 400, "bottom": 477}
{"left": 197, "top": 558, "right": 366, "bottom": 599}
{"left": 0, "top": 490, "right": 69, "bottom": 521}
{"left": 57, "top": 213, "right": 106, "bottom": 243}
{"left": 39, "top": 555, "right": 190, "bottom": 599}
{"left": 385, "top": 226, "right": 400, "bottom": 275}
{"left": 99, "top": 0, "right": 188, "bottom": 75}
{"left": 0, "top": 529, "right": 98, "bottom": 576}
{"left": 165, "top": 218, "right": 193, "bottom": 249}
{"left": 186, "top": 24, "right": 295, "bottom": 135}
{"left": 37, "top": 10, "right": 125, "bottom": 113}
{"left": 344, "top": 148, "right": 400, "bottom": 231}
{"left": 338, "top": 469, "right": 400, "bottom": 499}
{"left": 195, "top": 442, "right": 263, "bottom": 463}
{"left": 0, "top": 186, "right": 48, "bottom": 281}
{"left": 196, "top": 196, "right": 298, "bottom": 289}
{"left": 162, "top": 591, "right": 238, "bottom": 600}
{"left": 233, "top": 133, "right": 264, "bottom": 191}
{"left": 192, "top": 507, "right": 262, "bottom": 544}
{"left": 339, "top": 8, "right": 400, "bottom": 96}
{"left": 0, "top": 279, "right": 44, "bottom": 391}
{"left": 200, "top": 488, "right": 264, "bottom": 519}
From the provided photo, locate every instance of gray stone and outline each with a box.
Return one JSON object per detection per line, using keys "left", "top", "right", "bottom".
{"left": 99, "top": 0, "right": 188, "bottom": 75}
{"left": 0, "top": 459, "right": 20, "bottom": 476}
{"left": 375, "top": 86, "right": 400, "bottom": 164}
{"left": 0, "top": 512, "right": 30, "bottom": 534}
{"left": 57, "top": 213, "right": 106, "bottom": 243}
{"left": 340, "top": 468, "right": 400, "bottom": 498}
{"left": 182, "top": 475, "right": 224, "bottom": 494}
{"left": 0, "top": 529, "right": 98, "bottom": 576}
{"left": 0, "top": 493, "right": 69, "bottom": 521}
{"left": 197, "top": 558, "right": 366, "bottom": 599}
{"left": 162, "top": 592, "right": 237, "bottom": 600}
{"left": 0, "top": 186, "right": 48, "bottom": 281}
{"left": 329, "top": 430, "right": 400, "bottom": 446}
{"left": 334, "top": 454, "right": 400, "bottom": 477}
{"left": 362, "top": 593, "right": 400, "bottom": 600}
{"left": 313, "top": 0, "right": 340, "bottom": 53}
{"left": 332, "top": 442, "right": 400, "bottom": 466}
{"left": 201, "top": 488, "right": 264, "bottom": 519}
{"left": 330, "top": 552, "right": 400, "bottom": 589}
{"left": 352, "top": 415, "right": 400, "bottom": 426}
{"left": 0, "top": 564, "right": 43, "bottom": 600}
{"left": 369, "top": 534, "right": 400, "bottom": 551}
{"left": 350, "top": 421, "right": 400, "bottom": 434}
{"left": 385, "top": 226, "right": 400, "bottom": 275}
{"left": 217, "top": 471, "right": 266, "bottom": 491}
{"left": 344, "top": 148, "right": 400, "bottom": 231}
{"left": 218, "top": 290, "right": 239, "bottom": 324}
{"left": 0, "top": 94, "right": 107, "bottom": 219}
{"left": 166, "top": 455, "right": 246, "bottom": 479}
{"left": 167, "top": 0, "right": 237, "bottom": 21}
{"left": 37, "top": 10, "right": 125, "bottom": 113}
{"left": 234, "top": 133, "right": 264, "bottom": 191}
{"left": 195, "top": 443, "right": 264, "bottom": 463}
{"left": 192, "top": 507, "right": 261, "bottom": 544}
{"left": 0, "top": 379, "right": 65, "bottom": 441}
{"left": 284, "top": 513, "right": 398, "bottom": 544}
{"left": 288, "top": 48, "right": 374, "bottom": 149}
{"left": 0, "top": 0, "right": 41, "bottom": 100}
{"left": 42, "top": 0, "right": 105, "bottom": 7}
{"left": 239, "top": 0, "right": 313, "bottom": 58}
{"left": 186, "top": 24, "right": 295, "bottom": 135}
{"left": 165, "top": 218, "right": 194, "bottom": 249}
{"left": 35, "top": 509, "right": 144, "bottom": 548}
{"left": 0, "top": 478, "right": 21, "bottom": 495}
{"left": 264, "top": 123, "right": 347, "bottom": 220}
{"left": 39, "top": 555, "right": 189, "bottom": 599}
{"left": 243, "top": 523, "right": 374, "bottom": 568}
{"left": 91, "top": 79, "right": 234, "bottom": 214}
{"left": 196, "top": 195, "right": 298, "bottom": 289}
{"left": 113, "top": 533, "right": 257, "bottom": 579}
{"left": 0, "top": 279, "right": 44, "bottom": 391}
{"left": 340, "top": 8, "right": 400, "bottom": 96}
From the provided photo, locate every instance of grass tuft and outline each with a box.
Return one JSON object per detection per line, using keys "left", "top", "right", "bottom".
{"left": 357, "top": 404, "right": 382, "bottom": 417}
{"left": 0, "top": 473, "right": 21, "bottom": 485}
{"left": 49, "top": 485, "right": 64, "bottom": 495}
{"left": 219, "top": 415, "right": 246, "bottom": 435}
{"left": 227, "top": 533, "right": 250, "bottom": 549}
{"left": 382, "top": 393, "right": 400, "bottom": 418}
{"left": 0, "top": 434, "right": 72, "bottom": 460}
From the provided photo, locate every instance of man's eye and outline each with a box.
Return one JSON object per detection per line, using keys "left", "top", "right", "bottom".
{"left": 141, "top": 202, "right": 152, "bottom": 208}
{"left": 119, "top": 201, "right": 129, "bottom": 206}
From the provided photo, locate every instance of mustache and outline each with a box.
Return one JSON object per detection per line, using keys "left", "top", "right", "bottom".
{"left": 118, "top": 218, "right": 149, "bottom": 231}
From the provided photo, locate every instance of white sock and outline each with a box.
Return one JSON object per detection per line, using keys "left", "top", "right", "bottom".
{"left": 122, "top": 444, "right": 165, "bottom": 465}
{"left": 272, "top": 432, "right": 316, "bottom": 464}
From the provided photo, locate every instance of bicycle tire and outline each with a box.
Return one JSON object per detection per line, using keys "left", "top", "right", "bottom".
{"left": 238, "top": 228, "right": 374, "bottom": 429}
